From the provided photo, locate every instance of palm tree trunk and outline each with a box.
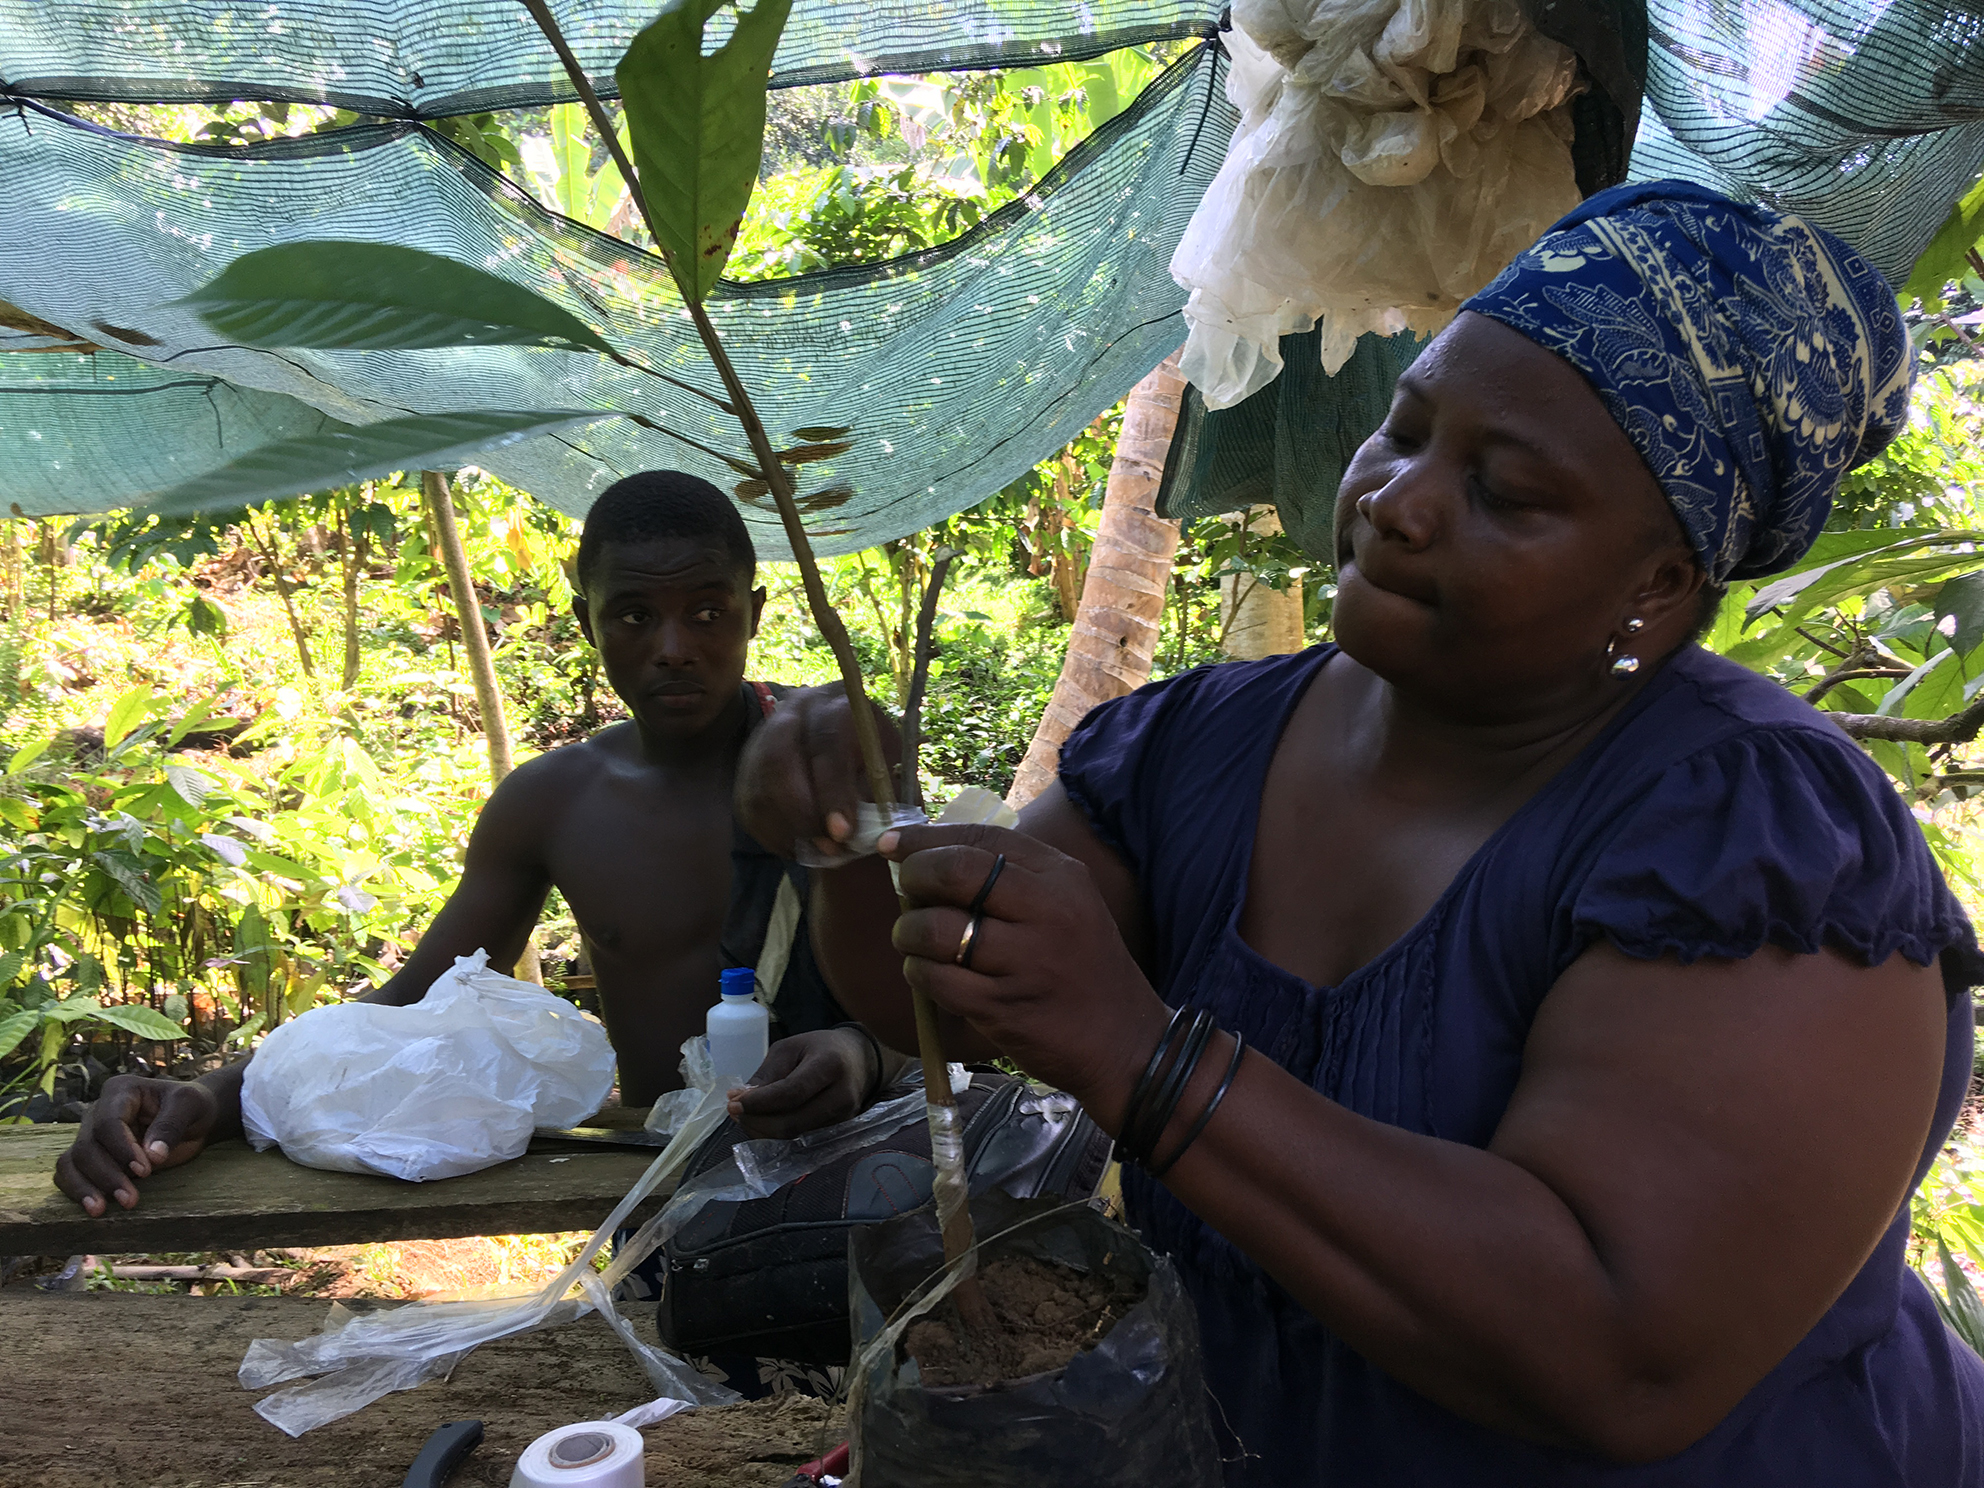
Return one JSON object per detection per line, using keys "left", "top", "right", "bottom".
{"left": 1220, "top": 507, "right": 1306, "bottom": 659}
{"left": 1007, "top": 351, "right": 1186, "bottom": 811}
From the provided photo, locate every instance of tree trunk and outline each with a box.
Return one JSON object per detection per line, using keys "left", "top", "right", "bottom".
{"left": 1007, "top": 352, "right": 1186, "bottom": 811}
{"left": 421, "top": 471, "right": 537, "bottom": 982}
{"left": 1220, "top": 507, "right": 1306, "bottom": 660}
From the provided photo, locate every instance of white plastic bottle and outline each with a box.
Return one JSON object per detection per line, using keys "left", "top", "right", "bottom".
{"left": 706, "top": 966, "right": 769, "bottom": 1089}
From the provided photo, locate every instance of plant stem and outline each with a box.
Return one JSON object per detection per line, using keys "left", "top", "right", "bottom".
{"left": 899, "top": 547, "right": 958, "bottom": 807}
{"left": 522, "top": 0, "right": 983, "bottom": 1297}
{"left": 244, "top": 510, "right": 315, "bottom": 680}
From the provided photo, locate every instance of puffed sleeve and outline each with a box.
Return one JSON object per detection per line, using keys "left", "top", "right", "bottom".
{"left": 1572, "top": 723, "right": 1980, "bottom": 974}
{"left": 1054, "top": 668, "right": 1205, "bottom": 873}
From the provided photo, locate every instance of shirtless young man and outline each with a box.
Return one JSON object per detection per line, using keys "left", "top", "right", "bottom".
{"left": 56, "top": 471, "right": 892, "bottom": 1218}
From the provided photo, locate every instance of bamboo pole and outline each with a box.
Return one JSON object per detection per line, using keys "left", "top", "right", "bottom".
{"left": 421, "top": 471, "right": 515, "bottom": 781}
{"left": 422, "top": 470, "right": 538, "bottom": 983}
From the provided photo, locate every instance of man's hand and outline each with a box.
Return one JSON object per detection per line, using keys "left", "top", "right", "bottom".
{"left": 54, "top": 1075, "right": 223, "bottom": 1216}
{"left": 726, "top": 1028, "right": 880, "bottom": 1139}
{"left": 736, "top": 684, "right": 900, "bottom": 862}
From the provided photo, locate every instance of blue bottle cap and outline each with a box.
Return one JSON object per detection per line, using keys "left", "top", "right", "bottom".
{"left": 719, "top": 967, "right": 756, "bottom": 999}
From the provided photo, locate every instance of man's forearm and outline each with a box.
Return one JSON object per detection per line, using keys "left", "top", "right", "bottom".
{"left": 192, "top": 1057, "right": 249, "bottom": 1142}
{"left": 810, "top": 857, "right": 999, "bottom": 1062}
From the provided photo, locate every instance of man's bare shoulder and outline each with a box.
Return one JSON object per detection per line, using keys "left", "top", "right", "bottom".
{"left": 482, "top": 724, "right": 642, "bottom": 817}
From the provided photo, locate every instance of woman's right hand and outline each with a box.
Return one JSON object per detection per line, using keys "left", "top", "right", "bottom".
{"left": 54, "top": 1074, "right": 224, "bottom": 1216}
{"left": 737, "top": 684, "right": 899, "bottom": 863}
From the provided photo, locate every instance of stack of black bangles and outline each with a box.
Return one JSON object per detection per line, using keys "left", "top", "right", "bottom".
{"left": 1112, "top": 1004, "right": 1246, "bottom": 1178}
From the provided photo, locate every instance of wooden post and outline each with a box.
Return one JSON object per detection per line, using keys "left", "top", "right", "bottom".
{"left": 421, "top": 470, "right": 538, "bottom": 983}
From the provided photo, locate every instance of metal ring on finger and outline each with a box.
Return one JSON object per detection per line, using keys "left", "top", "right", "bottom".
{"left": 954, "top": 911, "right": 985, "bottom": 969}
{"left": 967, "top": 852, "right": 1007, "bottom": 916}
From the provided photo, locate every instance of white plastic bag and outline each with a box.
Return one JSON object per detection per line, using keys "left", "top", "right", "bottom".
{"left": 240, "top": 950, "right": 615, "bottom": 1182}
{"left": 1171, "top": 0, "right": 1583, "bottom": 406}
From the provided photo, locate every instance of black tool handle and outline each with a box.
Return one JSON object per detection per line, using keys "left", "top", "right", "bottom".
{"left": 402, "top": 1419, "right": 484, "bottom": 1488}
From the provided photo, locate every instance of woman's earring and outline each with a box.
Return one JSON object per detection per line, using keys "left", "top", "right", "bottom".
{"left": 1607, "top": 619, "right": 1644, "bottom": 677}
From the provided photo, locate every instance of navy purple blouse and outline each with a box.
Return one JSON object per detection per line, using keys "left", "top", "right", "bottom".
{"left": 1059, "top": 643, "right": 1984, "bottom": 1487}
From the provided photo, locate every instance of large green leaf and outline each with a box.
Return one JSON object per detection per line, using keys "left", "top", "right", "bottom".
{"left": 102, "top": 683, "right": 154, "bottom": 752}
{"left": 1936, "top": 572, "right": 1984, "bottom": 659}
{"left": 0, "top": 1007, "right": 38, "bottom": 1062}
{"left": 1905, "top": 174, "right": 1984, "bottom": 310}
{"left": 141, "top": 410, "right": 611, "bottom": 517}
{"left": 169, "top": 241, "right": 614, "bottom": 354}
{"left": 1934, "top": 1237, "right": 1984, "bottom": 1356}
{"left": 92, "top": 1002, "right": 189, "bottom": 1043}
{"left": 618, "top": 0, "right": 796, "bottom": 303}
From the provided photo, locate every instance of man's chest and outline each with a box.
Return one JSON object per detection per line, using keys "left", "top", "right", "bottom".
{"left": 540, "top": 785, "right": 734, "bottom": 958}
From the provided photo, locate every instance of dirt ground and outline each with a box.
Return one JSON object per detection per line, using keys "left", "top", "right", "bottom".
{"left": 0, "top": 1291, "right": 843, "bottom": 1488}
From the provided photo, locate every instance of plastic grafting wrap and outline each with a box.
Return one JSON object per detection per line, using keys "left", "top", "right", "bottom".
{"left": 1170, "top": 0, "right": 1585, "bottom": 405}
{"left": 925, "top": 1098, "right": 969, "bottom": 1238}
{"left": 0, "top": 43, "right": 1236, "bottom": 546}
{"left": 0, "top": 0, "right": 1222, "bottom": 117}
{"left": 240, "top": 1086, "right": 736, "bottom": 1436}
{"left": 1157, "top": 1, "right": 1984, "bottom": 557}
{"left": 238, "top": 1078, "right": 934, "bottom": 1434}
{"left": 794, "top": 802, "right": 930, "bottom": 869}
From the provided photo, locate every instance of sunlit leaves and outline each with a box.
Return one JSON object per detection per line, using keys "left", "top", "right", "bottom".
{"left": 617, "top": 0, "right": 795, "bottom": 302}
{"left": 170, "top": 241, "right": 614, "bottom": 354}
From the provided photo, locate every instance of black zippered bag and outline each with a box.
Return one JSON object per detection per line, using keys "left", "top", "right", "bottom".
{"left": 657, "top": 1071, "right": 1111, "bottom": 1366}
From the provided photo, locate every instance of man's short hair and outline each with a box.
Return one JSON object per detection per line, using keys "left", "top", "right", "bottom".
{"left": 574, "top": 471, "right": 756, "bottom": 594}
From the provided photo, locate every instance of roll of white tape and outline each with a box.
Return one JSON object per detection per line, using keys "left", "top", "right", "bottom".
{"left": 508, "top": 1421, "right": 645, "bottom": 1488}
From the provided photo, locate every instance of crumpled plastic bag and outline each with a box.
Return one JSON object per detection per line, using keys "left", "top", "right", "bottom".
{"left": 240, "top": 949, "right": 614, "bottom": 1182}
{"left": 1171, "top": 0, "right": 1584, "bottom": 407}
{"left": 240, "top": 1073, "right": 954, "bottom": 1434}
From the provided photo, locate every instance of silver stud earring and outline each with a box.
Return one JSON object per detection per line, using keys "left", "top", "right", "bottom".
{"left": 1607, "top": 622, "right": 1644, "bottom": 677}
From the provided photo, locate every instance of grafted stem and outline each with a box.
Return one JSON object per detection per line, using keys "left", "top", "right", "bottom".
{"left": 522, "top": 0, "right": 988, "bottom": 1315}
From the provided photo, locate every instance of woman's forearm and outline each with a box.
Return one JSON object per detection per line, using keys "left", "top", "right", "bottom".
{"left": 1117, "top": 946, "right": 1942, "bottom": 1463}
{"left": 1146, "top": 1042, "right": 1651, "bottom": 1453}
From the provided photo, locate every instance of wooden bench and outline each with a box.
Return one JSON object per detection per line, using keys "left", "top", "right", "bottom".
{"left": 0, "top": 1109, "right": 677, "bottom": 1256}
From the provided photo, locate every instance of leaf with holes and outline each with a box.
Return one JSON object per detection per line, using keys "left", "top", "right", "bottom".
{"left": 169, "top": 241, "right": 615, "bottom": 353}
{"left": 618, "top": 0, "right": 796, "bottom": 302}
{"left": 92, "top": 1002, "right": 189, "bottom": 1043}
{"left": 1936, "top": 571, "right": 1984, "bottom": 659}
{"left": 141, "top": 410, "right": 611, "bottom": 517}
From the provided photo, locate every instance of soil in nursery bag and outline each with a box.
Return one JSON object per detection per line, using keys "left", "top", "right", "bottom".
{"left": 849, "top": 1192, "right": 1220, "bottom": 1488}
{"left": 903, "top": 1254, "right": 1137, "bottom": 1387}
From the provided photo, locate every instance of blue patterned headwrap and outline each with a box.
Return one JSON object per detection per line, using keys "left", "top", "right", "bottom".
{"left": 1461, "top": 180, "right": 1914, "bottom": 585}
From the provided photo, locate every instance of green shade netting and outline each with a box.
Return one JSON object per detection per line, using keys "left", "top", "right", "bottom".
{"left": 0, "top": 0, "right": 1220, "bottom": 115}
{"left": 0, "top": 43, "right": 1236, "bottom": 555}
{"left": 1160, "top": 0, "right": 1984, "bottom": 556}
{"left": 3, "top": 1, "right": 1982, "bottom": 556}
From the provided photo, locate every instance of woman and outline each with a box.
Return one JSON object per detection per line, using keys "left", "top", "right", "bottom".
{"left": 740, "top": 181, "right": 1984, "bottom": 1484}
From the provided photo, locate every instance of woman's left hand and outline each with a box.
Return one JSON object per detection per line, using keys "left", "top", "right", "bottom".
{"left": 880, "top": 822, "right": 1171, "bottom": 1130}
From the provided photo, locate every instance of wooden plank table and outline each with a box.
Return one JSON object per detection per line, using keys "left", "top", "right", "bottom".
{"left": 0, "top": 1110, "right": 679, "bottom": 1255}
{"left": 0, "top": 1291, "right": 841, "bottom": 1488}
